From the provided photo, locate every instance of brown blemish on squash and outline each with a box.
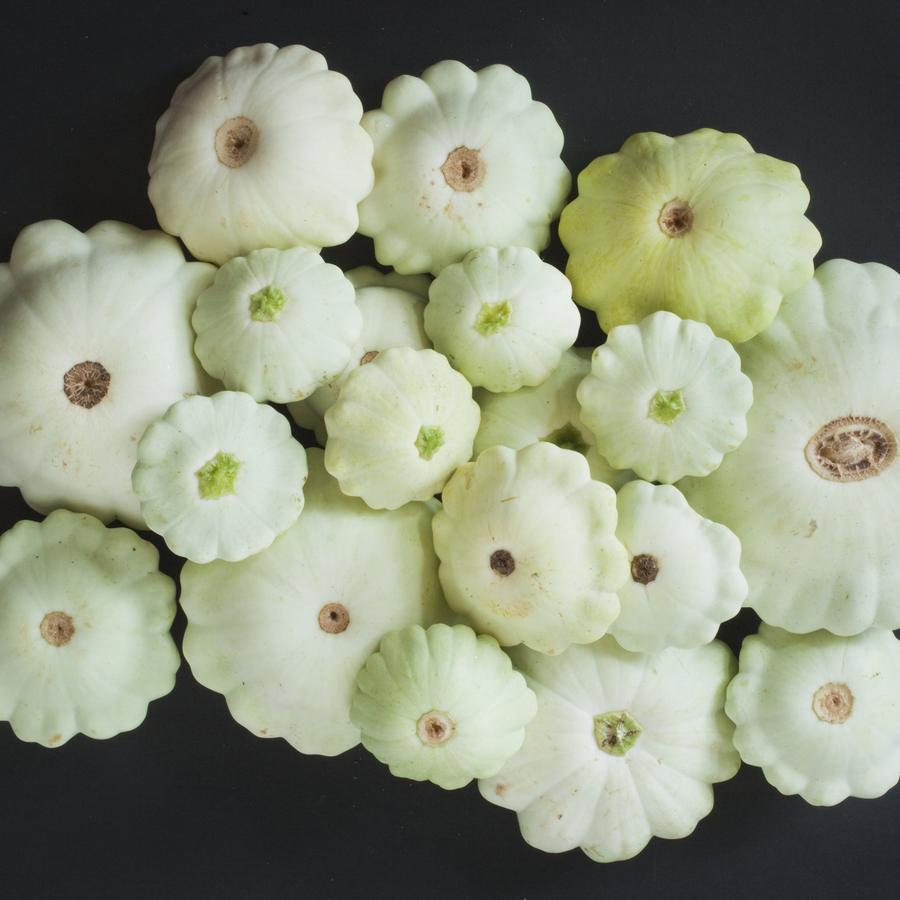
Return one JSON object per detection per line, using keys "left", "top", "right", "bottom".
{"left": 417, "top": 711, "right": 456, "bottom": 746}
{"left": 813, "top": 682, "right": 854, "bottom": 723}
{"left": 631, "top": 553, "right": 660, "bottom": 584}
{"left": 805, "top": 519, "right": 818, "bottom": 538}
{"left": 441, "top": 146, "right": 485, "bottom": 192}
{"left": 40, "top": 612, "right": 75, "bottom": 647}
{"left": 490, "top": 549, "right": 516, "bottom": 576}
{"left": 63, "top": 361, "right": 110, "bottom": 409}
{"left": 318, "top": 603, "right": 350, "bottom": 634}
{"left": 48, "top": 734, "right": 62, "bottom": 744}
{"left": 658, "top": 199, "right": 695, "bottom": 237}
{"left": 215, "top": 116, "right": 259, "bottom": 168}
{"left": 805, "top": 416, "right": 897, "bottom": 482}
{"left": 359, "top": 350, "right": 379, "bottom": 366}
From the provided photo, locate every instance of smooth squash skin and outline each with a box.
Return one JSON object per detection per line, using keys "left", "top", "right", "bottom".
{"left": 560, "top": 128, "right": 821, "bottom": 344}
{"left": 680, "top": 260, "right": 900, "bottom": 636}
{"left": 0, "top": 220, "right": 217, "bottom": 529}
{"left": 358, "top": 60, "right": 571, "bottom": 276}
{"left": 0, "top": 510, "right": 179, "bottom": 747}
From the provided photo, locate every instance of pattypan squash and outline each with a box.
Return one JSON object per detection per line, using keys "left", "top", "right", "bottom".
{"left": 0, "top": 220, "right": 216, "bottom": 529}
{"left": 180, "top": 449, "right": 451, "bottom": 757}
{"left": 0, "top": 509, "right": 179, "bottom": 747}
{"left": 148, "top": 43, "right": 374, "bottom": 265}
{"left": 473, "top": 347, "right": 635, "bottom": 491}
{"left": 560, "top": 128, "right": 821, "bottom": 343}
{"left": 324, "top": 347, "right": 480, "bottom": 509}
{"left": 351, "top": 623, "right": 536, "bottom": 790}
{"left": 288, "top": 268, "right": 432, "bottom": 445}
{"left": 132, "top": 392, "right": 308, "bottom": 563}
{"left": 192, "top": 246, "right": 362, "bottom": 403}
{"left": 610, "top": 480, "right": 747, "bottom": 653}
{"left": 480, "top": 636, "right": 739, "bottom": 862}
{"left": 577, "top": 311, "right": 753, "bottom": 483}
{"left": 726, "top": 624, "right": 900, "bottom": 806}
{"left": 432, "top": 443, "right": 629, "bottom": 655}
{"left": 680, "top": 260, "right": 900, "bottom": 635}
{"left": 424, "top": 246, "right": 580, "bottom": 392}
{"left": 357, "top": 60, "right": 571, "bottom": 275}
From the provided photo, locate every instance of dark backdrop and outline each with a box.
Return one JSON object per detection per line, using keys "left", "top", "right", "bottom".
{"left": 1, "top": 2, "right": 898, "bottom": 898}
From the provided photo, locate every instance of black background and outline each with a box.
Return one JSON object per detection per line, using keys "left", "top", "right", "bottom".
{"left": 1, "top": 2, "right": 899, "bottom": 898}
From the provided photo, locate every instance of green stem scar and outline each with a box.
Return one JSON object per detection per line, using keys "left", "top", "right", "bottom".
{"left": 195, "top": 451, "right": 242, "bottom": 499}
{"left": 541, "top": 423, "right": 589, "bottom": 455}
{"left": 415, "top": 425, "right": 445, "bottom": 461}
{"left": 250, "top": 284, "right": 291, "bottom": 322}
{"left": 594, "top": 710, "right": 643, "bottom": 756}
{"left": 474, "top": 300, "right": 512, "bottom": 336}
{"left": 648, "top": 388, "right": 686, "bottom": 425}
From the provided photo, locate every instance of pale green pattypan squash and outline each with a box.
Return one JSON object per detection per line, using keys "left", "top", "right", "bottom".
{"left": 432, "top": 443, "right": 628, "bottom": 655}
{"left": 351, "top": 623, "right": 537, "bottom": 790}
{"left": 560, "top": 128, "right": 821, "bottom": 343}
{"left": 149, "top": 43, "right": 374, "bottom": 265}
{"left": 424, "top": 246, "right": 580, "bottom": 392}
{"left": 357, "top": 60, "right": 571, "bottom": 275}
{"left": 726, "top": 624, "right": 900, "bottom": 806}
{"left": 288, "top": 269, "right": 432, "bottom": 445}
{"left": 480, "top": 636, "right": 739, "bottom": 862}
{"left": 180, "top": 449, "right": 451, "bottom": 756}
{"left": 473, "top": 347, "right": 635, "bottom": 491}
{"left": 132, "top": 392, "right": 308, "bottom": 563}
{"left": 680, "top": 260, "right": 900, "bottom": 635}
{"left": 0, "top": 509, "right": 179, "bottom": 747}
{"left": 324, "top": 347, "right": 480, "bottom": 509}
{"left": 610, "top": 480, "right": 747, "bottom": 653}
{"left": 577, "top": 311, "right": 753, "bottom": 483}
{"left": 192, "top": 246, "right": 362, "bottom": 403}
{"left": 0, "top": 220, "right": 216, "bottom": 529}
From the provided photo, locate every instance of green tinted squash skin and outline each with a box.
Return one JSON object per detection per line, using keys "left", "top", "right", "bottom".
{"left": 560, "top": 129, "right": 822, "bottom": 343}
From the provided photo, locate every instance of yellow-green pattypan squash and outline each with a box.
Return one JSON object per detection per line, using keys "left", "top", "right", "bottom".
{"left": 0, "top": 510, "right": 179, "bottom": 747}
{"left": 358, "top": 60, "right": 571, "bottom": 275}
{"left": 149, "top": 43, "right": 374, "bottom": 266}
{"left": 351, "top": 623, "right": 536, "bottom": 790}
{"left": 0, "top": 220, "right": 217, "bottom": 529}
{"left": 680, "top": 260, "right": 900, "bottom": 635}
{"left": 560, "top": 129, "right": 821, "bottom": 343}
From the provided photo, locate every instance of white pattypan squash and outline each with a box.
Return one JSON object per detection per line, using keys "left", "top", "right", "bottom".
{"left": 351, "top": 623, "right": 536, "bottom": 790}
{"left": 726, "top": 625, "right": 900, "bottom": 806}
{"left": 424, "top": 246, "right": 580, "bottom": 392}
{"left": 324, "top": 347, "right": 480, "bottom": 509}
{"left": 432, "top": 443, "right": 629, "bottom": 655}
{"left": 192, "top": 246, "right": 362, "bottom": 403}
{"left": 0, "top": 220, "right": 217, "bottom": 529}
{"left": 148, "top": 43, "right": 374, "bottom": 265}
{"left": 133, "top": 392, "right": 308, "bottom": 563}
{"left": 0, "top": 509, "right": 179, "bottom": 747}
{"left": 480, "top": 637, "right": 740, "bottom": 862}
{"left": 610, "top": 480, "right": 747, "bottom": 653}
{"left": 180, "top": 449, "right": 451, "bottom": 757}
{"left": 358, "top": 60, "right": 571, "bottom": 275}
{"left": 560, "top": 128, "right": 821, "bottom": 343}
{"left": 288, "top": 270, "right": 432, "bottom": 445}
{"left": 473, "top": 347, "right": 635, "bottom": 491}
{"left": 577, "top": 311, "right": 753, "bottom": 483}
{"left": 680, "top": 260, "right": 900, "bottom": 635}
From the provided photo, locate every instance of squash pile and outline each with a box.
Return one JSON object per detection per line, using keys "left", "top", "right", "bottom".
{"left": 2, "top": 43, "right": 899, "bottom": 864}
